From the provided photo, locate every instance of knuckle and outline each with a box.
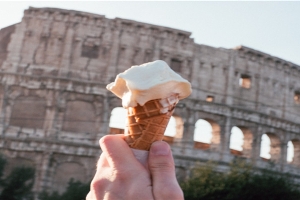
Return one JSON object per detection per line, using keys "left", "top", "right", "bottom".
{"left": 90, "top": 177, "right": 107, "bottom": 191}
{"left": 150, "top": 160, "right": 175, "bottom": 172}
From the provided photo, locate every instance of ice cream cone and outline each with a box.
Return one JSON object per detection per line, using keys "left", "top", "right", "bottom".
{"left": 124, "top": 94, "right": 179, "bottom": 150}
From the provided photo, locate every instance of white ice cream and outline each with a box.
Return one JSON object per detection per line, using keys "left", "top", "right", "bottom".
{"left": 106, "top": 60, "right": 192, "bottom": 108}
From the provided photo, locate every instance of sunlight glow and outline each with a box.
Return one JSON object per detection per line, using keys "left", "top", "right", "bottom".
{"left": 260, "top": 134, "right": 271, "bottom": 159}
{"left": 165, "top": 116, "right": 176, "bottom": 137}
{"left": 287, "top": 141, "right": 294, "bottom": 163}
{"left": 194, "top": 119, "right": 212, "bottom": 144}
{"left": 230, "top": 126, "right": 244, "bottom": 151}
{"left": 109, "top": 107, "right": 127, "bottom": 129}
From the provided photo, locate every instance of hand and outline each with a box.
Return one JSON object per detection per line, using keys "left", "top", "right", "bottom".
{"left": 86, "top": 134, "right": 183, "bottom": 200}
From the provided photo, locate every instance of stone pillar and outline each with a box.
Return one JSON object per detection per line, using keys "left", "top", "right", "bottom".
{"left": 0, "top": 85, "right": 8, "bottom": 135}
{"left": 2, "top": 22, "right": 27, "bottom": 71}
{"left": 282, "top": 69, "right": 290, "bottom": 119}
{"left": 44, "top": 106, "right": 55, "bottom": 138}
{"left": 224, "top": 51, "right": 236, "bottom": 105}
{"left": 153, "top": 37, "right": 161, "bottom": 60}
{"left": 280, "top": 138, "right": 288, "bottom": 172}
{"left": 96, "top": 96, "right": 110, "bottom": 144}
{"left": 221, "top": 116, "right": 232, "bottom": 161}
{"left": 44, "top": 91, "right": 55, "bottom": 137}
{"left": 51, "top": 91, "right": 65, "bottom": 139}
{"left": 190, "top": 58, "right": 201, "bottom": 89}
{"left": 254, "top": 74, "right": 261, "bottom": 110}
{"left": 107, "top": 28, "right": 121, "bottom": 82}
{"left": 60, "top": 26, "right": 74, "bottom": 70}
{"left": 252, "top": 126, "right": 263, "bottom": 165}
{"left": 33, "top": 152, "right": 52, "bottom": 200}
{"left": 180, "top": 101, "right": 194, "bottom": 150}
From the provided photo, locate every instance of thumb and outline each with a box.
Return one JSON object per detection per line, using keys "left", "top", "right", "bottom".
{"left": 148, "top": 141, "right": 183, "bottom": 200}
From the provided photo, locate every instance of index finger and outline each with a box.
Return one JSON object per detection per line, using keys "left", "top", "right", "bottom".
{"left": 99, "top": 134, "right": 143, "bottom": 170}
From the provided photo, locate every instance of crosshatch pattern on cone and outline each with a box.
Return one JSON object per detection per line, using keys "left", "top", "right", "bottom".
{"left": 125, "top": 95, "right": 179, "bottom": 150}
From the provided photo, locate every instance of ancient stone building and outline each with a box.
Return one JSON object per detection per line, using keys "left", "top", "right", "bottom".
{"left": 0, "top": 6, "right": 300, "bottom": 196}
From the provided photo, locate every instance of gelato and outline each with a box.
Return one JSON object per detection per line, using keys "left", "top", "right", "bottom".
{"left": 107, "top": 60, "right": 192, "bottom": 153}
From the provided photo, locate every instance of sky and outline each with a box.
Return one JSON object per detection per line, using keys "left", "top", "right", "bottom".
{"left": 0, "top": 1, "right": 299, "bottom": 66}
{"left": 1, "top": 1, "right": 296, "bottom": 159}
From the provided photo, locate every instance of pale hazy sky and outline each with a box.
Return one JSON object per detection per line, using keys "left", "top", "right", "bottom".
{"left": 0, "top": 1, "right": 299, "bottom": 65}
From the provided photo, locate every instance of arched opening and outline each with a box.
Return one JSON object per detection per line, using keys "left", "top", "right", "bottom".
{"left": 194, "top": 119, "right": 220, "bottom": 150}
{"left": 52, "top": 162, "right": 86, "bottom": 194}
{"left": 229, "top": 126, "right": 253, "bottom": 157}
{"left": 260, "top": 133, "right": 281, "bottom": 161}
{"left": 287, "top": 141, "right": 294, "bottom": 163}
{"left": 260, "top": 134, "right": 271, "bottom": 159}
{"left": 165, "top": 116, "right": 176, "bottom": 137}
{"left": 10, "top": 96, "right": 46, "bottom": 129}
{"left": 163, "top": 116, "right": 184, "bottom": 144}
{"left": 230, "top": 126, "right": 244, "bottom": 155}
{"left": 3, "top": 157, "right": 34, "bottom": 178}
{"left": 109, "top": 107, "right": 127, "bottom": 134}
{"left": 288, "top": 139, "right": 300, "bottom": 165}
{"left": 63, "top": 101, "right": 96, "bottom": 133}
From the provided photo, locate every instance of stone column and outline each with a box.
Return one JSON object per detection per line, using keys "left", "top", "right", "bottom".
{"left": 280, "top": 136, "right": 288, "bottom": 172}
{"left": 107, "top": 28, "right": 121, "bottom": 83}
{"left": 0, "top": 85, "right": 8, "bottom": 135}
{"left": 251, "top": 125, "right": 263, "bottom": 165}
{"left": 221, "top": 116, "right": 232, "bottom": 161}
{"left": 60, "top": 26, "right": 74, "bottom": 70}
{"left": 33, "top": 152, "right": 52, "bottom": 200}
{"left": 224, "top": 51, "right": 236, "bottom": 105}
{"left": 96, "top": 96, "right": 110, "bottom": 144}
{"left": 153, "top": 37, "right": 161, "bottom": 60}
{"left": 43, "top": 91, "right": 55, "bottom": 137}
{"left": 282, "top": 69, "right": 290, "bottom": 119}
{"left": 179, "top": 101, "right": 194, "bottom": 150}
{"left": 2, "top": 22, "right": 27, "bottom": 71}
{"left": 51, "top": 91, "right": 65, "bottom": 139}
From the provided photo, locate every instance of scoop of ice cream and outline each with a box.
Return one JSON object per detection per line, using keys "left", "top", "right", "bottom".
{"left": 106, "top": 60, "right": 192, "bottom": 108}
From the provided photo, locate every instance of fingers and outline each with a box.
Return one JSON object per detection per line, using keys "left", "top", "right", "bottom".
{"left": 148, "top": 141, "right": 184, "bottom": 200}
{"left": 88, "top": 134, "right": 153, "bottom": 200}
{"left": 99, "top": 134, "right": 143, "bottom": 171}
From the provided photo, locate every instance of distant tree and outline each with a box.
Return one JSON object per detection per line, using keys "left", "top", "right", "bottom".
{"left": 0, "top": 154, "right": 35, "bottom": 200}
{"left": 0, "top": 155, "right": 6, "bottom": 187}
{"left": 0, "top": 166, "right": 35, "bottom": 200}
{"left": 181, "top": 161, "right": 300, "bottom": 200}
{"left": 39, "top": 179, "right": 90, "bottom": 200}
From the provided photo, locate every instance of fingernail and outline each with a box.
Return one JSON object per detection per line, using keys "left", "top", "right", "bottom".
{"left": 150, "top": 141, "right": 170, "bottom": 156}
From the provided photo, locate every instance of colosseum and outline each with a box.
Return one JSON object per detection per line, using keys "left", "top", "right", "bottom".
{"left": 0, "top": 7, "right": 300, "bottom": 196}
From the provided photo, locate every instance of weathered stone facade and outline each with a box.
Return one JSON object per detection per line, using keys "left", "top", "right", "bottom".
{"left": 0, "top": 6, "right": 300, "bottom": 196}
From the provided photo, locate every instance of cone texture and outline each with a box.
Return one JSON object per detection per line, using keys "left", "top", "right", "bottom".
{"left": 125, "top": 94, "right": 179, "bottom": 150}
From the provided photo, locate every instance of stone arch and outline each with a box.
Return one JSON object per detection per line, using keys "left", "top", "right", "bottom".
{"left": 10, "top": 96, "right": 46, "bottom": 129}
{"left": 260, "top": 133, "right": 281, "bottom": 161}
{"left": 3, "top": 157, "right": 35, "bottom": 177}
{"left": 193, "top": 119, "right": 220, "bottom": 150}
{"left": 52, "top": 162, "right": 86, "bottom": 194}
{"left": 109, "top": 107, "right": 127, "bottom": 134}
{"left": 288, "top": 139, "right": 300, "bottom": 165}
{"left": 229, "top": 126, "right": 253, "bottom": 157}
{"left": 62, "top": 101, "right": 96, "bottom": 133}
{"left": 163, "top": 115, "right": 184, "bottom": 143}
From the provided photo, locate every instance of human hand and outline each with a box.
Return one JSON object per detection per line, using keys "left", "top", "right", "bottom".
{"left": 86, "top": 134, "right": 183, "bottom": 200}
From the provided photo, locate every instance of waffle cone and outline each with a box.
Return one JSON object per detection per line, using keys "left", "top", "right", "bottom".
{"left": 125, "top": 94, "right": 179, "bottom": 150}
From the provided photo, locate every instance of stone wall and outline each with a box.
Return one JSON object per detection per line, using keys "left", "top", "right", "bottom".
{"left": 0, "top": 6, "right": 300, "bottom": 197}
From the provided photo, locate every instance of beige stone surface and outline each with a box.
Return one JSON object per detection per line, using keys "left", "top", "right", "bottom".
{"left": 0, "top": 7, "right": 300, "bottom": 198}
